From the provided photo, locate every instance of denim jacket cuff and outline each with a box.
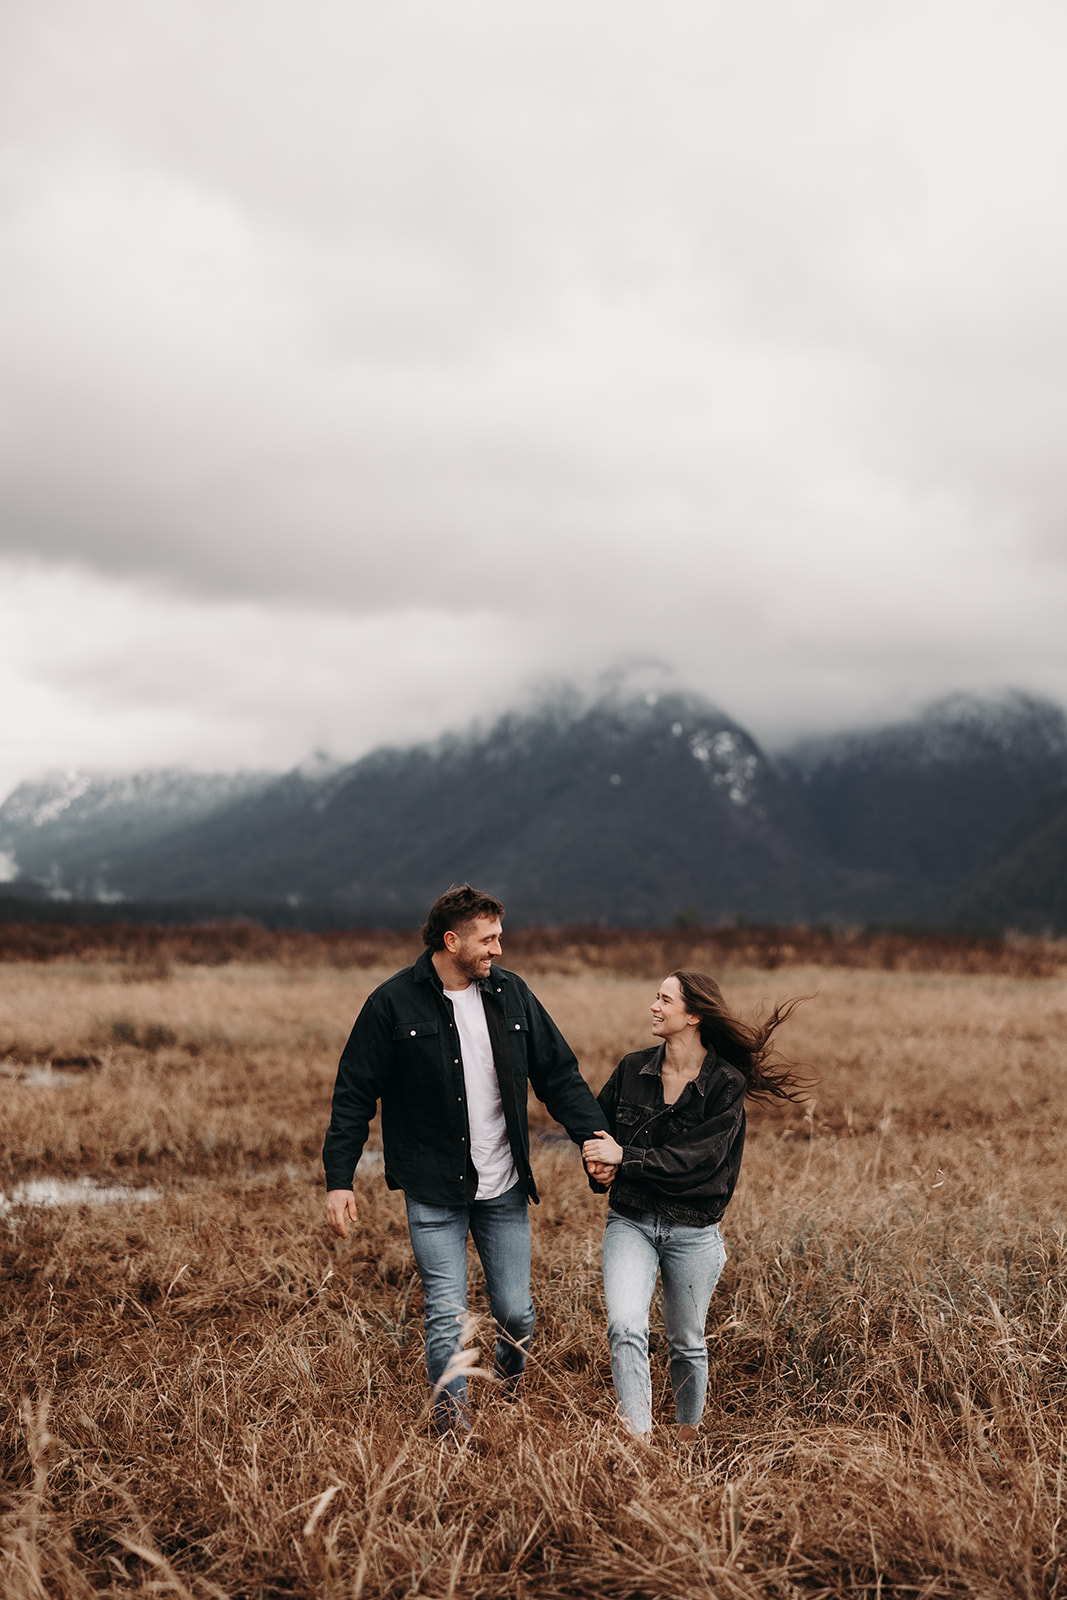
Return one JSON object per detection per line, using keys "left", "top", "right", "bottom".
{"left": 617, "top": 1147, "right": 645, "bottom": 1179}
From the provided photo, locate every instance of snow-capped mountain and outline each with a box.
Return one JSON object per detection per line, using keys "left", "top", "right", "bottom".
{"left": 0, "top": 769, "right": 272, "bottom": 901}
{"left": 780, "top": 691, "right": 1067, "bottom": 886}
{"left": 2, "top": 683, "right": 1065, "bottom": 928}
{"left": 0, "top": 685, "right": 828, "bottom": 923}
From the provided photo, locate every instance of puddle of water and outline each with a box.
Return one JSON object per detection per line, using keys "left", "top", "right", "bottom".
{"left": 0, "top": 1061, "right": 95, "bottom": 1088}
{"left": 0, "top": 1155, "right": 385, "bottom": 1217}
{"left": 0, "top": 1177, "right": 162, "bottom": 1215}
{"left": 8, "top": 1065, "right": 83, "bottom": 1088}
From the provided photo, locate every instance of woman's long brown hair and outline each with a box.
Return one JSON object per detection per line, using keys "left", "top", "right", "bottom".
{"left": 670, "top": 969, "right": 814, "bottom": 1103}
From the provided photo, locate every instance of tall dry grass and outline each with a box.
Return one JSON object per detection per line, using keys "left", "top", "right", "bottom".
{"left": 1, "top": 944, "right": 1066, "bottom": 1596}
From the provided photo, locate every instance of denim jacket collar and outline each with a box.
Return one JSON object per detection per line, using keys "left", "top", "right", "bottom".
{"left": 638, "top": 1044, "right": 720, "bottom": 1094}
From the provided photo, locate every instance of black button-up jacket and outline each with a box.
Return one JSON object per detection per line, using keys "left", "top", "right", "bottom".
{"left": 323, "top": 948, "right": 603, "bottom": 1205}
{"left": 594, "top": 1044, "right": 747, "bottom": 1226}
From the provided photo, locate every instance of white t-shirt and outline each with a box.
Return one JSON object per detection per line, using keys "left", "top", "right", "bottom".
{"left": 443, "top": 984, "right": 519, "bottom": 1200}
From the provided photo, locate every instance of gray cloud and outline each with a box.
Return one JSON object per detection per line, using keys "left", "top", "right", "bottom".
{"left": 2, "top": 1, "right": 1067, "bottom": 793}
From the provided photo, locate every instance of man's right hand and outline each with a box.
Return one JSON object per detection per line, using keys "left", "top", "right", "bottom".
{"left": 325, "top": 1189, "right": 359, "bottom": 1238}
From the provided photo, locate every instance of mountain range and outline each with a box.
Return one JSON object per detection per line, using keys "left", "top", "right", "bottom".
{"left": 1, "top": 681, "right": 1064, "bottom": 930}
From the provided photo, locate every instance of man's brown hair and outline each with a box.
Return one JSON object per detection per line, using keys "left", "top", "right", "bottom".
{"left": 421, "top": 884, "right": 506, "bottom": 950}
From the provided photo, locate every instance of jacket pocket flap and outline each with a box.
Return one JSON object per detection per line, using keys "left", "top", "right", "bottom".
{"left": 392, "top": 1021, "right": 440, "bottom": 1040}
{"left": 504, "top": 1016, "right": 529, "bottom": 1033}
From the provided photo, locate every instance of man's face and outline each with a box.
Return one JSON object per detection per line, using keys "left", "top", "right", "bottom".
{"left": 450, "top": 916, "right": 503, "bottom": 983}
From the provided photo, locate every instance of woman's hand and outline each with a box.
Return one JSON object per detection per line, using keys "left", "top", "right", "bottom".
{"left": 583, "top": 1130, "right": 624, "bottom": 1166}
{"left": 584, "top": 1158, "right": 617, "bottom": 1186}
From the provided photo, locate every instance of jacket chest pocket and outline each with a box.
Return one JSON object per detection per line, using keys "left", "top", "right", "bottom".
{"left": 501, "top": 1015, "right": 529, "bottom": 1065}
{"left": 614, "top": 1102, "right": 647, "bottom": 1136}
{"left": 391, "top": 1020, "right": 442, "bottom": 1084}
{"left": 390, "top": 1020, "right": 449, "bottom": 1127}
{"left": 668, "top": 1101, "right": 707, "bottom": 1134}
{"left": 393, "top": 1021, "right": 440, "bottom": 1043}
{"left": 615, "top": 1100, "right": 671, "bottom": 1146}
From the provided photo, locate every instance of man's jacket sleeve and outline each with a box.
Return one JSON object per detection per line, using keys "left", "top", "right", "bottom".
{"left": 523, "top": 989, "right": 603, "bottom": 1143}
{"left": 322, "top": 994, "right": 391, "bottom": 1190}
{"left": 586, "top": 1061, "right": 623, "bottom": 1193}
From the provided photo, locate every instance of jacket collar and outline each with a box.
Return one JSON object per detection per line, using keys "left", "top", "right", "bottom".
{"left": 639, "top": 1044, "right": 666, "bottom": 1076}
{"left": 640, "top": 1043, "right": 719, "bottom": 1091}
{"left": 412, "top": 947, "right": 438, "bottom": 985}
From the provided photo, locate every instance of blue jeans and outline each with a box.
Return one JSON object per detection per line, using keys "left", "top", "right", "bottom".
{"left": 404, "top": 1182, "right": 535, "bottom": 1431}
{"left": 602, "top": 1208, "right": 727, "bottom": 1434}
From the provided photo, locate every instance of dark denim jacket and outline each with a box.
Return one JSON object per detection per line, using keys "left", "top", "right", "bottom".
{"left": 595, "top": 1044, "right": 746, "bottom": 1226}
{"left": 323, "top": 948, "right": 602, "bottom": 1205}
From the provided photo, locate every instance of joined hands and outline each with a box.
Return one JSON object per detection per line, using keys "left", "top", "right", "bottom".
{"left": 583, "top": 1128, "right": 624, "bottom": 1187}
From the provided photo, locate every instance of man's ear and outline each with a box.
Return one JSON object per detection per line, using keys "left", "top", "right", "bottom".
{"left": 442, "top": 929, "right": 460, "bottom": 953}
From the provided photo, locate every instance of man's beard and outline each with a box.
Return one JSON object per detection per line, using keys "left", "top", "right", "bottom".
{"left": 454, "top": 947, "right": 489, "bottom": 983}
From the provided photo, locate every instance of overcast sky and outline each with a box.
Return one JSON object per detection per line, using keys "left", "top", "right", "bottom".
{"left": 2, "top": 0, "right": 1067, "bottom": 800}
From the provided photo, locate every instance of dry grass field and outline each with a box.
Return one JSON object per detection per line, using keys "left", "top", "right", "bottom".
{"left": 2, "top": 926, "right": 1066, "bottom": 1598}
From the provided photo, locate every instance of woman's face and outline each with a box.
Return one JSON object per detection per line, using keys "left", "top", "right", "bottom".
{"left": 650, "top": 976, "right": 701, "bottom": 1041}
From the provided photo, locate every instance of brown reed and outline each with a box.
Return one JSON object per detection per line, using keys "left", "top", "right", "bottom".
{"left": 0, "top": 918, "right": 1063, "bottom": 978}
{"left": 2, "top": 951, "right": 1066, "bottom": 1596}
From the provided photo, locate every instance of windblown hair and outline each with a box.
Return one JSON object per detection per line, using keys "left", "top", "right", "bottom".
{"left": 421, "top": 884, "right": 506, "bottom": 951}
{"left": 670, "top": 969, "right": 814, "bottom": 1103}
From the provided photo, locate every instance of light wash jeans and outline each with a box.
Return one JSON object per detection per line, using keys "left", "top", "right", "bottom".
{"left": 602, "top": 1207, "right": 727, "bottom": 1434}
{"left": 404, "top": 1181, "right": 535, "bottom": 1431}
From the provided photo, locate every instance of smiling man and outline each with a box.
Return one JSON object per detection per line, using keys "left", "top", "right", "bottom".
{"left": 323, "top": 883, "right": 602, "bottom": 1431}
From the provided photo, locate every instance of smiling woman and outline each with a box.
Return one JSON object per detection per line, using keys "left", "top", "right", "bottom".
{"left": 582, "top": 969, "right": 812, "bottom": 1438}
